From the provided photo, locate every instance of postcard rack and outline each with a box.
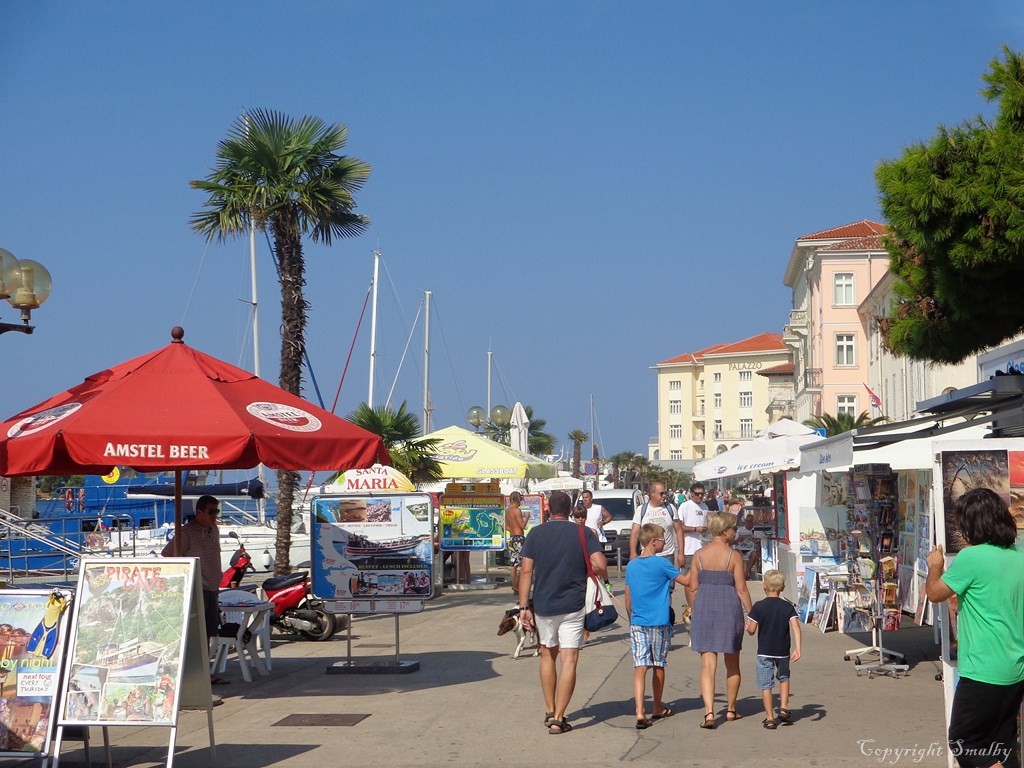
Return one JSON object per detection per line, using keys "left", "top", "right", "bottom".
{"left": 843, "top": 465, "right": 908, "bottom": 678}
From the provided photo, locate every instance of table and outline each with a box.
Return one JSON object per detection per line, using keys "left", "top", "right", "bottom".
{"left": 215, "top": 599, "right": 274, "bottom": 682}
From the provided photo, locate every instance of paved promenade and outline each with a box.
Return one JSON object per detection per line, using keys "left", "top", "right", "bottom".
{"left": 71, "top": 576, "right": 950, "bottom": 768}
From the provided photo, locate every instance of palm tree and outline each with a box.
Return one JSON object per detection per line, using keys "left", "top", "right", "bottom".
{"left": 191, "top": 109, "right": 371, "bottom": 574}
{"left": 346, "top": 401, "right": 443, "bottom": 483}
{"left": 567, "top": 429, "right": 589, "bottom": 478}
{"left": 803, "top": 410, "right": 888, "bottom": 437}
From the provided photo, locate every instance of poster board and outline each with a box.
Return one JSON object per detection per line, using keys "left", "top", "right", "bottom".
{"left": 311, "top": 493, "right": 433, "bottom": 608}
{"left": 0, "top": 589, "right": 72, "bottom": 755}
{"left": 58, "top": 558, "right": 207, "bottom": 726}
{"left": 439, "top": 482, "right": 505, "bottom": 552}
{"left": 520, "top": 494, "right": 544, "bottom": 531}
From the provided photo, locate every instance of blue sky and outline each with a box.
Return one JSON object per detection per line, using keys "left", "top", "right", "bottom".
{"left": 1, "top": 1, "right": 1021, "bottom": 465}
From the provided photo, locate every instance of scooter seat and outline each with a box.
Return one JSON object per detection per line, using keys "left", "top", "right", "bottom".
{"left": 262, "top": 572, "right": 308, "bottom": 591}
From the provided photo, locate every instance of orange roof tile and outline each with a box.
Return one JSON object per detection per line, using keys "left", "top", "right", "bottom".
{"left": 798, "top": 220, "right": 886, "bottom": 241}
{"left": 659, "top": 333, "right": 785, "bottom": 365}
{"left": 758, "top": 363, "right": 795, "bottom": 376}
{"left": 821, "top": 234, "right": 886, "bottom": 251}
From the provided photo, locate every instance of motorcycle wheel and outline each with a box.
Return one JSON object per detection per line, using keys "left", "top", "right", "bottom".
{"left": 299, "top": 607, "right": 337, "bottom": 641}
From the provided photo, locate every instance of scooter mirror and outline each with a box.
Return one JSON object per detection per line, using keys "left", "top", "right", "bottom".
{"left": 228, "top": 531, "right": 240, "bottom": 541}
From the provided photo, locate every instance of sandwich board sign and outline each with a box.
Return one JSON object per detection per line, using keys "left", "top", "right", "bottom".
{"left": 54, "top": 558, "right": 214, "bottom": 766}
{"left": 0, "top": 588, "right": 72, "bottom": 757}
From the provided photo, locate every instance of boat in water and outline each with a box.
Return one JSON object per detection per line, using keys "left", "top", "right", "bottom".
{"left": 343, "top": 533, "right": 430, "bottom": 559}
{"left": 0, "top": 468, "right": 310, "bottom": 575}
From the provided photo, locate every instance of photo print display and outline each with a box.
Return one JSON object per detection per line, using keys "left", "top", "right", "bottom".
{"left": 940, "top": 450, "right": 1010, "bottom": 553}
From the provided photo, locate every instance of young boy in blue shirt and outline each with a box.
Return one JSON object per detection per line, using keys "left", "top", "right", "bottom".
{"left": 625, "top": 522, "right": 689, "bottom": 729}
{"left": 745, "top": 569, "right": 802, "bottom": 729}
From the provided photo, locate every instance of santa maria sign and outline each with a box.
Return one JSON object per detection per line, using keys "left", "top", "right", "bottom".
{"left": 325, "top": 464, "right": 415, "bottom": 494}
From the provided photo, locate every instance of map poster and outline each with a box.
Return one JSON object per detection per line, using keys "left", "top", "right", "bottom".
{"left": 312, "top": 493, "right": 434, "bottom": 605}
{"left": 59, "top": 559, "right": 195, "bottom": 727}
{"left": 440, "top": 492, "right": 505, "bottom": 551}
{"left": 0, "top": 589, "right": 72, "bottom": 755}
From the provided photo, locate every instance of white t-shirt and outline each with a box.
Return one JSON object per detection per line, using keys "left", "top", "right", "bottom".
{"left": 631, "top": 503, "right": 678, "bottom": 558}
{"left": 735, "top": 523, "right": 755, "bottom": 552}
{"left": 584, "top": 503, "right": 608, "bottom": 543}
{"left": 680, "top": 499, "right": 709, "bottom": 556}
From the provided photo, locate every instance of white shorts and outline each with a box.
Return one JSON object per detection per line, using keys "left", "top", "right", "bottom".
{"left": 535, "top": 607, "right": 586, "bottom": 649}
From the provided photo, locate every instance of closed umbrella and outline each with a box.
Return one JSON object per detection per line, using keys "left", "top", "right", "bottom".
{"left": 509, "top": 402, "right": 530, "bottom": 454}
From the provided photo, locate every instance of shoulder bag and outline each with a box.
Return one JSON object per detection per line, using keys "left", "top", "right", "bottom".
{"left": 579, "top": 524, "right": 618, "bottom": 632}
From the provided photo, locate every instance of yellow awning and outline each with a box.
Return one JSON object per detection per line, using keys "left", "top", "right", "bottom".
{"left": 421, "top": 425, "right": 556, "bottom": 480}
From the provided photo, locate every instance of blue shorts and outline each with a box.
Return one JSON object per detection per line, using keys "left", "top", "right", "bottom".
{"left": 756, "top": 655, "right": 791, "bottom": 690}
{"left": 630, "top": 624, "right": 672, "bottom": 668}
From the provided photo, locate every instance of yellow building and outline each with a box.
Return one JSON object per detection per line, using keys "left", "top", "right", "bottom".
{"left": 649, "top": 333, "right": 791, "bottom": 464}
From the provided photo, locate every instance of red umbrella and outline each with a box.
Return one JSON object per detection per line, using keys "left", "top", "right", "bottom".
{"left": 0, "top": 327, "right": 388, "bottom": 547}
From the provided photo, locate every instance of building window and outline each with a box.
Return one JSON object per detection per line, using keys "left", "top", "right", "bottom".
{"left": 834, "top": 272, "right": 855, "bottom": 305}
{"left": 739, "top": 391, "right": 752, "bottom": 408}
{"left": 699, "top": 400, "right": 705, "bottom": 416}
{"left": 714, "top": 420, "right": 722, "bottom": 438}
{"left": 698, "top": 379, "right": 704, "bottom": 391}
{"left": 670, "top": 425, "right": 682, "bottom": 439}
{"left": 740, "top": 418, "right": 754, "bottom": 438}
{"left": 670, "top": 450, "right": 683, "bottom": 460}
{"left": 739, "top": 370, "right": 752, "bottom": 381}
{"left": 713, "top": 393, "right": 722, "bottom": 408}
{"left": 836, "top": 334, "right": 855, "bottom": 366}
{"left": 669, "top": 380, "right": 681, "bottom": 391}
{"left": 713, "top": 372, "right": 721, "bottom": 383}
{"left": 669, "top": 400, "right": 681, "bottom": 415}
{"left": 837, "top": 395, "right": 857, "bottom": 416}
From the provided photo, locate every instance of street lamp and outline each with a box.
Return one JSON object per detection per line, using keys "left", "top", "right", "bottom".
{"left": 466, "top": 406, "right": 486, "bottom": 431}
{"left": 0, "top": 248, "right": 52, "bottom": 336}
{"left": 490, "top": 405, "right": 511, "bottom": 430}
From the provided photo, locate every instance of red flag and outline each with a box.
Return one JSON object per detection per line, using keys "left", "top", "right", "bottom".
{"left": 864, "top": 384, "right": 882, "bottom": 410}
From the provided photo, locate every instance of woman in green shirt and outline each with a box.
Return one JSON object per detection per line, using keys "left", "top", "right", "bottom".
{"left": 927, "top": 488, "right": 1024, "bottom": 768}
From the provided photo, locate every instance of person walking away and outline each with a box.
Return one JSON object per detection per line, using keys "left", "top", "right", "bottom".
{"left": 927, "top": 488, "right": 1024, "bottom": 768}
{"left": 705, "top": 487, "right": 721, "bottom": 512}
{"left": 162, "top": 494, "right": 229, "bottom": 685}
{"left": 745, "top": 569, "right": 801, "bottom": 729}
{"left": 687, "top": 511, "right": 752, "bottom": 728}
{"left": 519, "top": 491, "right": 607, "bottom": 735}
{"left": 625, "top": 523, "right": 688, "bottom": 729}
{"left": 581, "top": 490, "right": 612, "bottom": 543}
{"left": 505, "top": 491, "right": 529, "bottom": 594}
{"left": 628, "top": 482, "right": 684, "bottom": 568}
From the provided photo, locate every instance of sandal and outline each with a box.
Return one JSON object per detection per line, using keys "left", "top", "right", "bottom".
{"left": 725, "top": 710, "right": 743, "bottom": 721}
{"left": 543, "top": 711, "right": 556, "bottom": 727}
{"left": 635, "top": 718, "right": 653, "bottom": 730}
{"left": 651, "top": 707, "right": 674, "bottom": 721}
{"left": 548, "top": 719, "right": 572, "bottom": 735}
{"left": 762, "top": 718, "right": 778, "bottom": 730}
{"left": 699, "top": 712, "right": 716, "bottom": 729}
{"left": 778, "top": 708, "right": 792, "bottom": 724}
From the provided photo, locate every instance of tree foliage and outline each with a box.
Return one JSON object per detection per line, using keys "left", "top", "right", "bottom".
{"left": 803, "top": 411, "right": 887, "bottom": 437}
{"left": 482, "top": 405, "right": 555, "bottom": 455}
{"left": 876, "top": 46, "right": 1024, "bottom": 363}
{"left": 345, "top": 401, "right": 443, "bottom": 484}
{"left": 191, "top": 109, "right": 371, "bottom": 573}
{"left": 567, "top": 429, "right": 589, "bottom": 478}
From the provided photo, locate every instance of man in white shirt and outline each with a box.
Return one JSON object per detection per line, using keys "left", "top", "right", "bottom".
{"left": 628, "top": 483, "right": 684, "bottom": 566}
{"left": 580, "top": 490, "right": 612, "bottom": 543}
{"left": 679, "top": 483, "right": 709, "bottom": 573}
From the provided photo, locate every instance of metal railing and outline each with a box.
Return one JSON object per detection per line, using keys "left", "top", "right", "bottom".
{"left": 804, "top": 368, "right": 823, "bottom": 389}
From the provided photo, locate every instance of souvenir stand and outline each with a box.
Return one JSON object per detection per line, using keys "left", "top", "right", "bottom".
{"left": 841, "top": 464, "right": 908, "bottom": 677}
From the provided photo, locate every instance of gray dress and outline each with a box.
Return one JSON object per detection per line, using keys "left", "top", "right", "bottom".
{"left": 690, "top": 549, "right": 744, "bottom": 654}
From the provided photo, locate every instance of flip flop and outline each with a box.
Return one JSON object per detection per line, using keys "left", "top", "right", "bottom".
{"left": 700, "top": 712, "right": 716, "bottom": 729}
{"left": 635, "top": 718, "right": 653, "bottom": 730}
{"left": 210, "top": 676, "right": 230, "bottom": 686}
{"left": 726, "top": 710, "right": 743, "bottom": 721}
{"left": 651, "top": 707, "right": 674, "bottom": 721}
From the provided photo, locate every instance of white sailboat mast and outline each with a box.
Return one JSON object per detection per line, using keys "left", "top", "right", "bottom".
{"left": 368, "top": 249, "right": 381, "bottom": 408}
{"left": 423, "top": 290, "right": 432, "bottom": 433}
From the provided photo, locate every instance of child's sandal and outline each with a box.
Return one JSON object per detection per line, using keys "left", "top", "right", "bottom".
{"left": 762, "top": 717, "right": 778, "bottom": 730}
{"left": 778, "top": 708, "right": 792, "bottom": 724}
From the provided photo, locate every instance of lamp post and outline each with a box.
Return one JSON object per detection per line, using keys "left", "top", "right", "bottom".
{"left": 0, "top": 248, "right": 52, "bottom": 336}
{"left": 466, "top": 404, "right": 512, "bottom": 441}
{"left": 466, "top": 406, "right": 486, "bottom": 432}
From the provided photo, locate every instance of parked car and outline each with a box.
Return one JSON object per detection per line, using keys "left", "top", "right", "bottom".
{"left": 590, "top": 488, "right": 645, "bottom": 564}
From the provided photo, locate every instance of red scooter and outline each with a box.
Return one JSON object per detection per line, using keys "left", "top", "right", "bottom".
{"left": 261, "top": 571, "right": 337, "bottom": 641}
{"left": 220, "top": 537, "right": 255, "bottom": 589}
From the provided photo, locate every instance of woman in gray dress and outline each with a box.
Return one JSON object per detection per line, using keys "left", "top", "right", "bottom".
{"left": 686, "top": 512, "right": 753, "bottom": 729}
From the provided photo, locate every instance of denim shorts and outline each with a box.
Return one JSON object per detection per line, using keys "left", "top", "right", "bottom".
{"left": 756, "top": 655, "right": 791, "bottom": 690}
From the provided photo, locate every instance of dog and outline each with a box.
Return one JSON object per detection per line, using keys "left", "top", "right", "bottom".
{"left": 497, "top": 606, "right": 540, "bottom": 659}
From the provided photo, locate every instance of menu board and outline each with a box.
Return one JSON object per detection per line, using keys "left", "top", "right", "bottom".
{"left": 59, "top": 559, "right": 196, "bottom": 726}
{"left": 0, "top": 589, "right": 72, "bottom": 755}
{"left": 311, "top": 493, "right": 434, "bottom": 605}
{"left": 439, "top": 491, "right": 505, "bottom": 551}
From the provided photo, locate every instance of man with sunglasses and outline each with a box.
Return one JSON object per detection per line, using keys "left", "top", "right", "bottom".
{"left": 679, "top": 483, "right": 709, "bottom": 574}
{"left": 162, "top": 495, "right": 227, "bottom": 684}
